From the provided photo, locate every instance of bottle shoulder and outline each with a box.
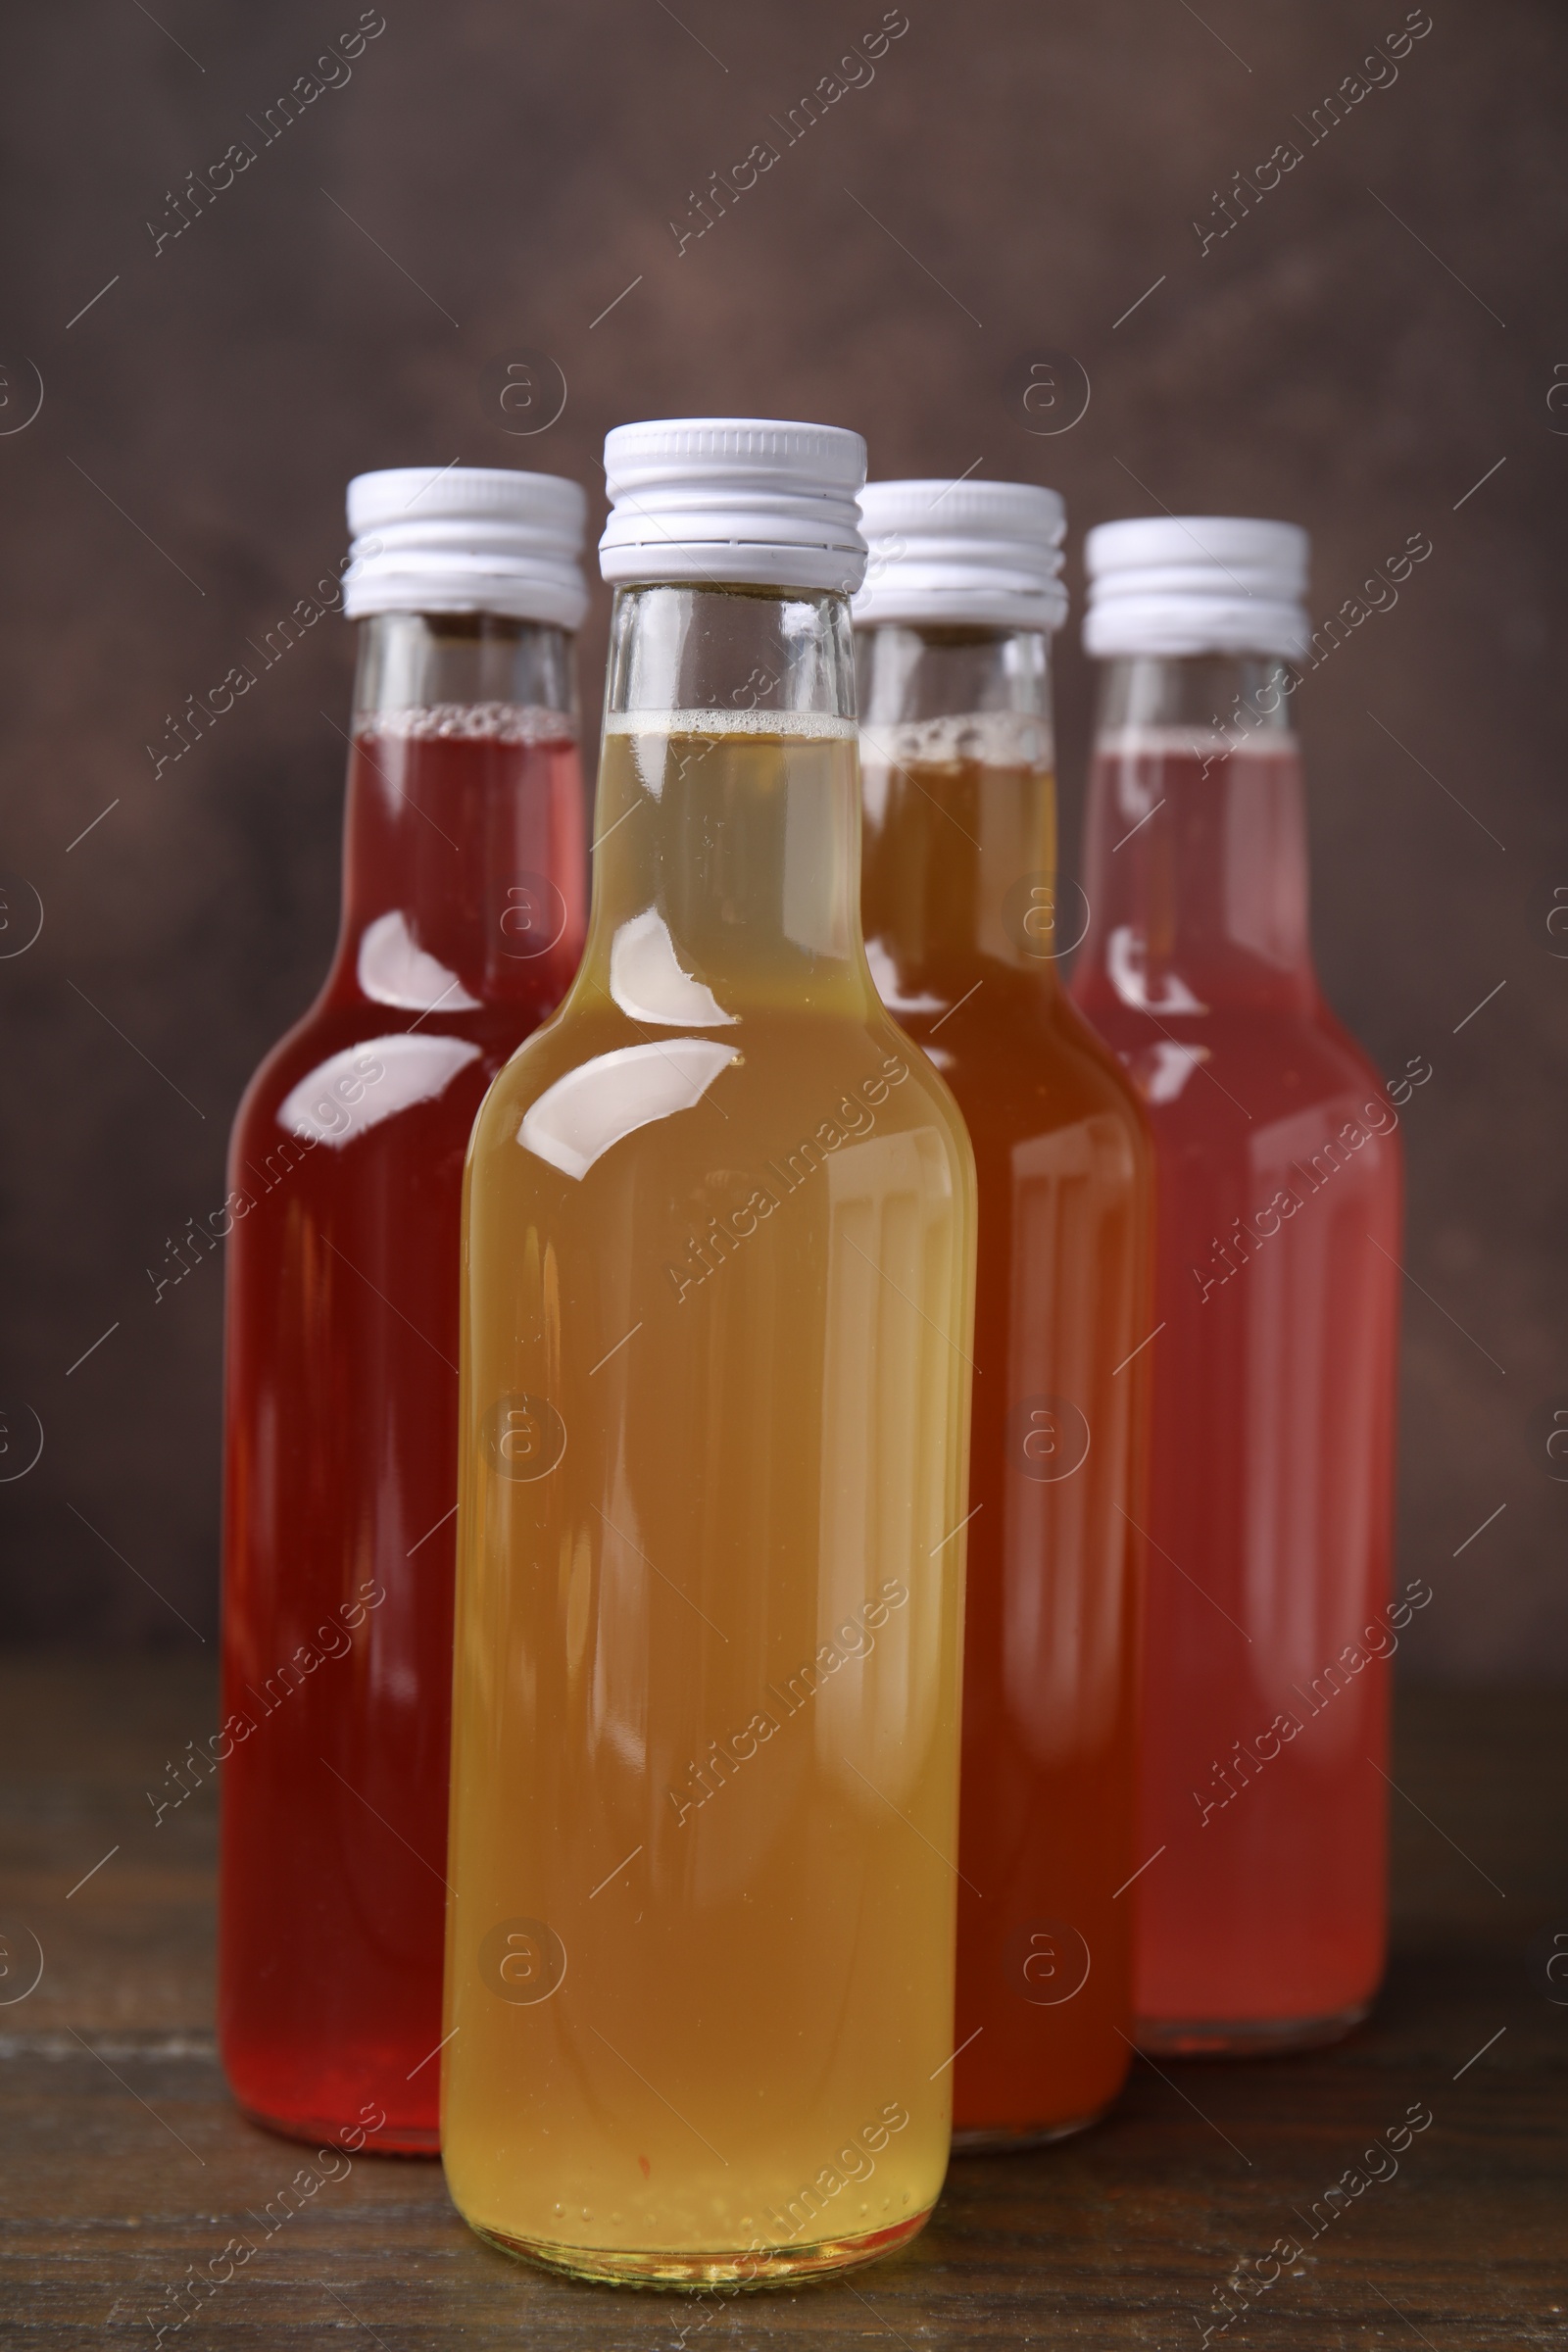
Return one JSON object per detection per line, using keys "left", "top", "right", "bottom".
{"left": 879, "top": 972, "right": 1152, "bottom": 1155}
{"left": 1071, "top": 985, "right": 1377, "bottom": 1076}
{"left": 231, "top": 996, "right": 546, "bottom": 1164}
{"left": 469, "top": 999, "right": 976, "bottom": 1198}
{"left": 1069, "top": 991, "right": 1401, "bottom": 1164}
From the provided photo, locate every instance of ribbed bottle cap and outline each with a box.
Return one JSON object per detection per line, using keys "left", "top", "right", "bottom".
{"left": 599, "top": 417, "right": 868, "bottom": 595}
{"left": 853, "top": 478, "right": 1068, "bottom": 631}
{"left": 1084, "top": 515, "right": 1308, "bottom": 662}
{"left": 343, "top": 466, "right": 590, "bottom": 628}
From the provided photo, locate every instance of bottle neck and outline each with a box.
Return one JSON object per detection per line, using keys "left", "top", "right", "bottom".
{"left": 858, "top": 623, "right": 1059, "bottom": 994}
{"left": 1075, "top": 653, "right": 1316, "bottom": 1020}
{"left": 329, "top": 611, "right": 586, "bottom": 1015}
{"left": 579, "top": 584, "right": 871, "bottom": 1018}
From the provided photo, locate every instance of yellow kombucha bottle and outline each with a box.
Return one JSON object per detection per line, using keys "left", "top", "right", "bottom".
{"left": 441, "top": 419, "right": 977, "bottom": 2289}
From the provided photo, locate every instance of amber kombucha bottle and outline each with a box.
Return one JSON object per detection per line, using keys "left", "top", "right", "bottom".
{"left": 442, "top": 420, "right": 977, "bottom": 2287}
{"left": 1070, "top": 517, "right": 1402, "bottom": 2052}
{"left": 856, "top": 481, "right": 1153, "bottom": 2141}
{"left": 219, "top": 468, "right": 589, "bottom": 2148}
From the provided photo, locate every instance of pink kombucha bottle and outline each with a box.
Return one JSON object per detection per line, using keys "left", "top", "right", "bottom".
{"left": 1070, "top": 517, "right": 1403, "bottom": 2053}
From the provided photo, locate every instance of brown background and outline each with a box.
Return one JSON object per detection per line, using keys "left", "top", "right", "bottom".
{"left": 0, "top": 0, "right": 1562, "bottom": 1673}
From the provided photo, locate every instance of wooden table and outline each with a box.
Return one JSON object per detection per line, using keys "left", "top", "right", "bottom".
{"left": 2, "top": 1662, "right": 1562, "bottom": 2348}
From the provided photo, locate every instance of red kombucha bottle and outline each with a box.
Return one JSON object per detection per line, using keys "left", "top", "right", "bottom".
{"left": 219, "top": 467, "right": 589, "bottom": 2146}
{"left": 856, "top": 482, "right": 1153, "bottom": 2138}
{"left": 1070, "top": 517, "right": 1403, "bottom": 2053}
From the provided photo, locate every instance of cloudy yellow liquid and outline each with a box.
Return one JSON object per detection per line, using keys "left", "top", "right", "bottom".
{"left": 442, "top": 716, "right": 976, "bottom": 2286}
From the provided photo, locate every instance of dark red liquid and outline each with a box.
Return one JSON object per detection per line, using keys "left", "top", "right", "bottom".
{"left": 1071, "top": 736, "right": 1402, "bottom": 2045}
{"left": 218, "top": 715, "right": 585, "bottom": 2147}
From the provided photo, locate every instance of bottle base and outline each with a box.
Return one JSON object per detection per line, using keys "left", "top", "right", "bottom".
{"left": 1135, "top": 1999, "right": 1372, "bottom": 2059}
{"left": 952, "top": 2102, "right": 1111, "bottom": 2154}
{"left": 467, "top": 2205, "right": 932, "bottom": 2290}
{"left": 235, "top": 2099, "right": 438, "bottom": 2158}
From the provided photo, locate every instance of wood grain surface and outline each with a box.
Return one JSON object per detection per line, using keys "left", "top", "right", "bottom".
{"left": 0, "top": 1662, "right": 1562, "bottom": 2348}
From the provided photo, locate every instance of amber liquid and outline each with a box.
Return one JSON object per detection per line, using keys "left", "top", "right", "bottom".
{"left": 443, "top": 715, "right": 976, "bottom": 2285}
{"left": 861, "top": 715, "right": 1152, "bottom": 2141}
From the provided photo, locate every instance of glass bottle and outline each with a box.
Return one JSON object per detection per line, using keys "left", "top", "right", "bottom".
{"left": 1070, "top": 516, "right": 1403, "bottom": 2053}
{"left": 219, "top": 467, "right": 590, "bottom": 2149}
{"left": 856, "top": 480, "right": 1153, "bottom": 2143}
{"left": 442, "top": 419, "right": 977, "bottom": 2286}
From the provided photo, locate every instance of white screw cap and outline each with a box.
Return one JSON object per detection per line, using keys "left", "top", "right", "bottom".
{"left": 1084, "top": 515, "right": 1309, "bottom": 662}
{"left": 599, "top": 417, "right": 868, "bottom": 595}
{"left": 343, "top": 466, "right": 589, "bottom": 629}
{"left": 854, "top": 478, "right": 1068, "bottom": 632}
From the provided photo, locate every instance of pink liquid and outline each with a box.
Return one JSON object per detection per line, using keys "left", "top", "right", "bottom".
{"left": 1071, "top": 731, "right": 1402, "bottom": 2045}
